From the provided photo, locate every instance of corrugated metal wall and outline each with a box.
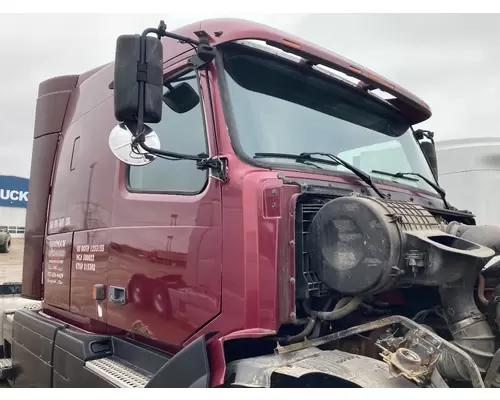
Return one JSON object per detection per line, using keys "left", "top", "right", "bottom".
{"left": 0, "top": 175, "right": 29, "bottom": 235}
{"left": 0, "top": 206, "right": 26, "bottom": 233}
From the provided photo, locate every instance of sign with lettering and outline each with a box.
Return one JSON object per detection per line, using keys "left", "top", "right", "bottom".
{"left": 0, "top": 175, "right": 29, "bottom": 208}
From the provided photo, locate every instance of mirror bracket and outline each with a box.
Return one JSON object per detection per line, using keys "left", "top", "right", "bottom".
{"left": 132, "top": 21, "right": 216, "bottom": 139}
{"left": 196, "top": 155, "right": 228, "bottom": 183}
{"left": 189, "top": 41, "right": 217, "bottom": 70}
{"left": 414, "top": 129, "right": 435, "bottom": 144}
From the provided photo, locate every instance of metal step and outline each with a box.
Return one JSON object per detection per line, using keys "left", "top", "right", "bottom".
{"left": 0, "top": 358, "right": 13, "bottom": 380}
{"left": 85, "top": 357, "right": 150, "bottom": 388}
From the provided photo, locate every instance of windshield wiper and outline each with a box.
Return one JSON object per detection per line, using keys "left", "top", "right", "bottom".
{"left": 254, "top": 152, "right": 386, "bottom": 199}
{"left": 372, "top": 169, "right": 450, "bottom": 208}
{"left": 254, "top": 152, "right": 325, "bottom": 169}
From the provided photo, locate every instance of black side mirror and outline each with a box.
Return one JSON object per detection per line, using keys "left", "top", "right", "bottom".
{"left": 415, "top": 129, "right": 438, "bottom": 181}
{"left": 420, "top": 141, "right": 438, "bottom": 179}
{"left": 114, "top": 34, "right": 164, "bottom": 124}
{"left": 163, "top": 82, "right": 200, "bottom": 114}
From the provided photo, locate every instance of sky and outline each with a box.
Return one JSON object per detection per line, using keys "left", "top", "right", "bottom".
{"left": 0, "top": 13, "right": 499, "bottom": 178}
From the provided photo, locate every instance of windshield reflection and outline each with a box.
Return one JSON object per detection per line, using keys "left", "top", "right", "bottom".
{"left": 221, "top": 43, "right": 437, "bottom": 194}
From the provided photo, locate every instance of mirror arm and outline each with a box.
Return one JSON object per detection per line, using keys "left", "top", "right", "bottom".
{"left": 135, "top": 25, "right": 166, "bottom": 138}
{"left": 138, "top": 141, "right": 200, "bottom": 162}
{"left": 137, "top": 141, "right": 227, "bottom": 181}
{"left": 134, "top": 21, "right": 214, "bottom": 138}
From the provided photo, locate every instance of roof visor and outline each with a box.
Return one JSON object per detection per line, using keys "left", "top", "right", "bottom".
{"left": 191, "top": 19, "right": 432, "bottom": 125}
{"left": 234, "top": 38, "right": 430, "bottom": 126}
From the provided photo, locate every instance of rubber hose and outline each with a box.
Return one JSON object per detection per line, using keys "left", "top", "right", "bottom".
{"left": 305, "top": 297, "right": 363, "bottom": 321}
{"left": 436, "top": 225, "right": 497, "bottom": 381}
{"left": 438, "top": 285, "right": 495, "bottom": 381}
{"left": 282, "top": 317, "right": 317, "bottom": 344}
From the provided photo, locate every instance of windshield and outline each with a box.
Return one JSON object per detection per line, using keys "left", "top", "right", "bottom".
{"left": 220, "top": 43, "right": 438, "bottom": 195}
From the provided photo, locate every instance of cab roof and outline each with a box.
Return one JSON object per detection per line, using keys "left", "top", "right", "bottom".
{"left": 162, "top": 18, "right": 432, "bottom": 125}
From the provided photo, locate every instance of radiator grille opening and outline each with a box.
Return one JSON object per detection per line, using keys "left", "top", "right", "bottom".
{"left": 295, "top": 197, "right": 333, "bottom": 300}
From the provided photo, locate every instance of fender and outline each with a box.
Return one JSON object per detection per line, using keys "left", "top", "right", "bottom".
{"left": 145, "top": 334, "right": 210, "bottom": 388}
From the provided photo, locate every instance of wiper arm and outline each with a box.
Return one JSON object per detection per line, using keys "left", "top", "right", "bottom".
{"left": 301, "top": 152, "right": 386, "bottom": 199}
{"left": 372, "top": 169, "right": 451, "bottom": 209}
{"left": 254, "top": 152, "right": 334, "bottom": 169}
{"left": 254, "top": 152, "right": 386, "bottom": 199}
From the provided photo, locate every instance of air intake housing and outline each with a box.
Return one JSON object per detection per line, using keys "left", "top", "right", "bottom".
{"left": 307, "top": 195, "right": 494, "bottom": 296}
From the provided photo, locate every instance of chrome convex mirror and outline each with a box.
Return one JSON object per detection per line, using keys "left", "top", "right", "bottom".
{"left": 108, "top": 123, "right": 160, "bottom": 166}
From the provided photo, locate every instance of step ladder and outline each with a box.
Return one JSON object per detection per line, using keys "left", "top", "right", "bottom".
{"left": 0, "top": 300, "right": 43, "bottom": 382}
{"left": 0, "top": 358, "right": 13, "bottom": 380}
{"left": 85, "top": 357, "right": 150, "bottom": 388}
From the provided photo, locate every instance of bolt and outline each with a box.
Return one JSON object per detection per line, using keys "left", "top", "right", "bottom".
{"left": 290, "top": 312, "right": 296, "bottom": 319}
{"left": 271, "top": 202, "right": 276, "bottom": 208}
{"left": 290, "top": 277, "right": 296, "bottom": 285}
{"left": 289, "top": 240, "right": 295, "bottom": 247}
{"left": 272, "top": 189, "right": 277, "bottom": 195}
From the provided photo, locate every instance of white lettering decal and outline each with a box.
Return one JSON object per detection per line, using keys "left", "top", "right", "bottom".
{"left": 46, "top": 239, "right": 66, "bottom": 286}
{"left": 73, "top": 243, "right": 106, "bottom": 274}
{"left": 48, "top": 240, "right": 66, "bottom": 248}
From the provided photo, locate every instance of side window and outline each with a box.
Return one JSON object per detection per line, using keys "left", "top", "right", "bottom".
{"left": 128, "top": 70, "right": 208, "bottom": 193}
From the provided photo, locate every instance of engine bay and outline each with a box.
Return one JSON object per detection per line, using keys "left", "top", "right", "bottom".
{"left": 281, "top": 192, "right": 500, "bottom": 388}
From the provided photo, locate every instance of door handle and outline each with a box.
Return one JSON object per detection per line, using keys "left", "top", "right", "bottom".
{"left": 109, "top": 286, "right": 126, "bottom": 305}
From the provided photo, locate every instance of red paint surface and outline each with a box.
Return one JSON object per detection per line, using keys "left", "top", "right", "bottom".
{"left": 26, "top": 18, "right": 441, "bottom": 386}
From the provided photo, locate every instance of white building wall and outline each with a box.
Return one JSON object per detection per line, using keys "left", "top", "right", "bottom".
{"left": 0, "top": 206, "right": 26, "bottom": 236}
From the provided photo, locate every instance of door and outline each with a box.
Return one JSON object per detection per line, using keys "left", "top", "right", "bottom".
{"left": 107, "top": 61, "right": 223, "bottom": 346}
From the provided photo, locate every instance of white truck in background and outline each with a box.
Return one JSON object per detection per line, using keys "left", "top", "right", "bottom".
{"left": 436, "top": 137, "right": 500, "bottom": 226}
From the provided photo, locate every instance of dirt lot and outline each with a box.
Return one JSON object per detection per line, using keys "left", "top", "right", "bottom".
{"left": 0, "top": 237, "right": 23, "bottom": 284}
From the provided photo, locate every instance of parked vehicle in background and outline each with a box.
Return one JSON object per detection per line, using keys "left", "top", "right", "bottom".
{"left": 436, "top": 137, "right": 500, "bottom": 226}
{"left": 0, "top": 229, "right": 10, "bottom": 253}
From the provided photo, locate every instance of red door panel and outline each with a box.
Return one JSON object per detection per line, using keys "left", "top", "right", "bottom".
{"left": 107, "top": 219, "right": 221, "bottom": 345}
{"left": 70, "top": 230, "right": 109, "bottom": 323}
{"left": 106, "top": 64, "right": 222, "bottom": 346}
{"left": 44, "top": 232, "right": 73, "bottom": 310}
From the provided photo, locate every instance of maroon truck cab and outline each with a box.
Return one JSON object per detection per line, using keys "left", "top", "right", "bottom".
{"left": 4, "top": 18, "right": 496, "bottom": 389}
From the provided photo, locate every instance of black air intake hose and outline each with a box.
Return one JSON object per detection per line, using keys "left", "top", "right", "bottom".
{"left": 438, "top": 224, "right": 499, "bottom": 381}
